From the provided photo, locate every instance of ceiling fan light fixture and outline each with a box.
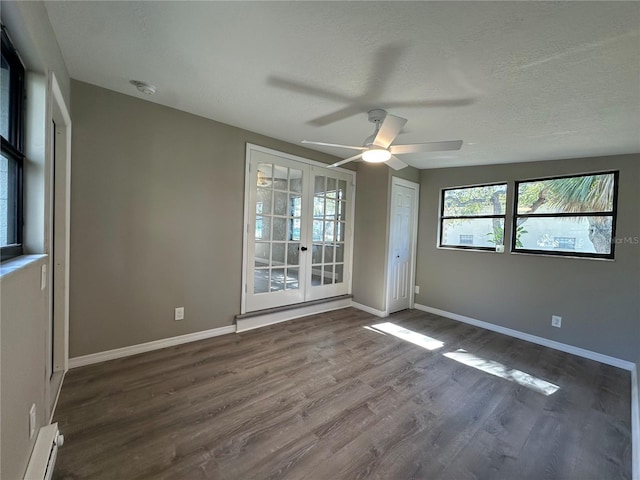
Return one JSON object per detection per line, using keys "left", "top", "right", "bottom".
{"left": 362, "top": 148, "right": 391, "bottom": 163}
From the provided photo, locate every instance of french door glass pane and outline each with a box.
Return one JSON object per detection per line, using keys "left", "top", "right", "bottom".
{"left": 253, "top": 162, "right": 303, "bottom": 294}
{"left": 254, "top": 269, "right": 269, "bottom": 294}
{"left": 311, "top": 172, "right": 348, "bottom": 287}
{"left": 286, "top": 268, "right": 299, "bottom": 289}
{"left": 335, "top": 264, "right": 344, "bottom": 283}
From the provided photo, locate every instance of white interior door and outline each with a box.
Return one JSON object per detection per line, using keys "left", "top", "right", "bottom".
{"left": 387, "top": 178, "right": 419, "bottom": 314}
{"left": 243, "top": 145, "right": 354, "bottom": 313}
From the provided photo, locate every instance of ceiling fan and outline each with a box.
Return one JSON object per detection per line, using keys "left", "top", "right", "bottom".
{"left": 302, "top": 109, "right": 463, "bottom": 170}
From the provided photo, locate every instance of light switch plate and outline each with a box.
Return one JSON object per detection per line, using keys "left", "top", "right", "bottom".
{"left": 41, "top": 265, "right": 47, "bottom": 290}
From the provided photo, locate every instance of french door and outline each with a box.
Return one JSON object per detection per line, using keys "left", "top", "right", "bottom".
{"left": 243, "top": 145, "right": 354, "bottom": 313}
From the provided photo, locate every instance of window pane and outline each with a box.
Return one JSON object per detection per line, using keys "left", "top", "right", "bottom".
{"left": 443, "top": 184, "right": 507, "bottom": 217}
{"left": 517, "top": 173, "right": 615, "bottom": 215}
{"left": 335, "top": 243, "right": 344, "bottom": 262}
{"left": 272, "top": 217, "right": 287, "bottom": 241}
{"left": 337, "top": 180, "right": 347, "bottom": 200}
{"left": 289, "top": 218, "right": 300, "bottom": 241}
{"left": 323, "top": 265, "right": 334, "bottom": 285}
{"left": 1, "top": 55, "right": 9, "bottom": 140}
{"left": 273, "top": 165, "right": 288, "bottom": 190}
{"left": 314, "top": 176, "right": 325, "bottom": 195}
{"left": 254, "top": 269, "right": 269, "bottom": 294}
{"left": 337, "top": 201, "right": 346, "bottom": 221}
{"left": 326, "top": 178, "right": 337, "bottom": 197}
{"left": 311, "top": 268, "right": 322, "bottom": 286}
{"left": 335, "top": 264, "right": 344, "bottom": 284}
{"left": 254, "top": 242, "right": 270, "bottom": 266}
{"left": 255, "top": 216, "right": 270, "bottom": 240}
{"left": 324, "top": 221, "right": 334, "bottom": 241}
{"left": 312, "top": 243, "right": 322, "bottom": 264}
{"left": 290, "top": 176, "right": 302, "bottom": 194}
{"left": 313, "top": 196, "right": 324, "bottom": 218}
{"left": 0, "top": 152, "right": 17, "bottom": 247}
{"left": 312, "top": 220, "right": 323, "bottom": 241}
{"left": 0, "top": 153, "right": 8, "bottom": 245}
{"left": 285, "top": 268, "right": 299, "bottom": 290}
{"left": 515, "top": 216, "right": 612, "bottom": 255}
{"left": 289, "top": 194, "right": 301, "bottom": 217}
{"left": 270, "top": 268, "right": 285, "bottom": 291}
{"left": 441, "top": 218, "right": 505, "bottom": 248}
{"left": 273, "top": 191, "right": 288, "bottom": 216}
{"left": 287, "top": 243, "right": 299, "bottom": 265}
{"left": 336, "top": 222, "right": 345, "bottom": 242}
{"left": 257, "top": 164, "right": 272, "bottom": 187}
{"left": 324, "top": 244, "right": 334, "bottom": 263}
{"left": 325, "top": 198, "right": 336, "bottom": 218}
{"left": 256, "top": 188, "right": 272, "bottom": 215}
{"left": 272, "top": 242, "right": 285, "bottom": 265}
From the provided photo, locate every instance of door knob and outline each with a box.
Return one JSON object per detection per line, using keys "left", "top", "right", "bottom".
{"left": 300, "top": 246, "right": 308, "bottom": 251}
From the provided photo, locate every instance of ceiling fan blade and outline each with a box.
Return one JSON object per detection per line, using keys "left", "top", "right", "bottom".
{"left": 267, "top": 76, "right": 353, "bottom": 104}
{"left": 385, "top": 155, "right": 408, "bottom": 171}
{"left": 302, "top": 140, "right": 366, "bottom": 151}
{"left": 373, "top": 113, "right": 407, "bottom": 148}
{"left": 386, "top": 98, "right": 475, "bottom": 109}
{"left": 328, "top": 153, "right": 363, "bottom": 168}
{"left": 365, "top": 44, "right": 406, "bottom": 98}
{"left": 308, "top": 105, "right": 364, "bottom": 127}
{"left": 390, "top": 140, "right": 463, "bottom": 154}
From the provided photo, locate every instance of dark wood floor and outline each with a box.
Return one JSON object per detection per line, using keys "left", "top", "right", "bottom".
{"left": 53, "top": 308, "right": 631, "bottom": 480}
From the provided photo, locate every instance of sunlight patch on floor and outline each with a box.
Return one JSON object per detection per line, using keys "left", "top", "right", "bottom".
{"left": 363, "top": 325, "right": 386, "bottom": 335}
{"left": 443, "top": 349, "right": 560, "bottom": 395}
{"left": 366, "top": 322, "right": 444, "bottom": 350}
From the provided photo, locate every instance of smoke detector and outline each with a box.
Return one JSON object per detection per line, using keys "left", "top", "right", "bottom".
{"left": 129, "top": 80, "right": 156, "bottom": 95}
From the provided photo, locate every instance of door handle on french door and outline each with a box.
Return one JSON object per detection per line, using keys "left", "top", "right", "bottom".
{"left": 300, "top": 246, "right": 308, "bottom": 251}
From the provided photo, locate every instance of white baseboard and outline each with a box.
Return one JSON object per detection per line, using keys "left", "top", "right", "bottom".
{"left": 69, "top": 325, "right": 236, "bottom": 368}
{"left": 414, "top": 304, "right": 635, "bottom": 371}
{"left": 632, "top": 364, "right": 639, "bottom": 480}
{"left": 351, "top": 301, "right": 389, "bottom": 318}
{"left": 236, "top": 297, "right": 352, "bottom": 332}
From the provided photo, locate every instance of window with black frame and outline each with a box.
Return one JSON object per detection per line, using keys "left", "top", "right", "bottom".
{"left": 439, "top": 183, "right": 507, "bottom": 251}
{"left": 512, "top": 171, "right": 618, "bottom": 259}
{"left": 1, "top": 25, "right": 25, "bottom": 262}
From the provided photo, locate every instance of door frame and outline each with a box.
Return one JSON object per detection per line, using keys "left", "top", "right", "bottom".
{"left": 46, "top": 72, "right": 71, "bottom": 420}
{"left": 385, "top": 177, "right": 419, "bottom": 315}
{"left": 241, "top": 144, "right": 355, "bottom": 315}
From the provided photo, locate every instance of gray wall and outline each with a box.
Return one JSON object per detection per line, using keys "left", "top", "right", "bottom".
{"left": 352, "top": 163, "right": 420, "bottom": 312}
{"left": 416, "top": 154, "right": 640, "bottom": 361}
{"left": 0, "top": 2, "right": 70, "bottom": 478}
{"left": 69, "top": 80, "right": 344, "bottom": 357}
{"left": 1, "top": 258, "right": 49, "bottom": 480}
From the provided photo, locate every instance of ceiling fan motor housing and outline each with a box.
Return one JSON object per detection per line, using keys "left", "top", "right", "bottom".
{"left": 368, "top": 109, "right": 387, "bottom": 124}
{"left": 364, "top": 109, "right": 388, "bottom": 146}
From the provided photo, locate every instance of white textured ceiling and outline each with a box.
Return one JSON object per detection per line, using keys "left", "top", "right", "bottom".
{"left": 45, "top": 1, "right": 640, "bottom": 169}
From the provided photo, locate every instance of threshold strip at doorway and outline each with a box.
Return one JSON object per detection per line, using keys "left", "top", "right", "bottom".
{"left": 235, "top": 295, "right": 353, "bottom": 332}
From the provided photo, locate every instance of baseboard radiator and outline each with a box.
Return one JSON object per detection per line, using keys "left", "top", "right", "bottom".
{"left": 23, "top": 423, "right": 64, "bottom": 480}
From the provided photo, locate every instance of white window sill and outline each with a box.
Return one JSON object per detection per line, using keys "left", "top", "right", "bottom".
{"left": 0, "top": 254, "right": 48, "bottom": 281}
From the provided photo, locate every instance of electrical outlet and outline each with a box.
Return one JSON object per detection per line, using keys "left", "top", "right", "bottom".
{"left": 551, "top": 315, "right": 562, "bottom": 328}
{"left": 414, "top": 285, "right": 420, "bottom": 294}
{"left": 29, "top": 404, "right": 36, "bottom": 438}
{"left": 175, "top": 307, "right": 184, "bottom": 321}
